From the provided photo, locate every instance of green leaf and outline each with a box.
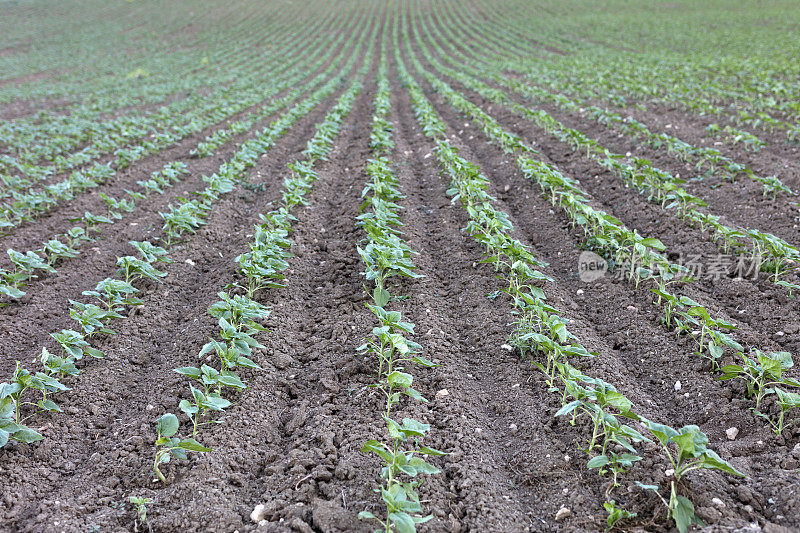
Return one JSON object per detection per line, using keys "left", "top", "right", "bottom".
{"left": 38, "top": 399, "right": 61, "bottom": 412}
{"left": 0, "top": 383, "right": 20, "bottom": 399}
{"left": 174, "top": 367, "right": 202, "bottom": 379}
{"left": 176, "top": 438, "right": 212, "bottom": 452}
{"left": 673, "top": 495, "right": 695, "bottom": 533}
{"left": 700, "top": 449, "right": 746, "bottom": 477}
{"left": 157, "top": 413, "right": 179, "bottom": 437}
{"left": 0, "top": 285, "right": 24, "bottom": 299}
{"left": 179, "top": 400, "right": 199, "bottom": 415}
{"left": 362, "top": 439, "right": 393, "bottom": 463}
{"left": 387, "top": 371, "right": 413, "bottom": 389}
{"left": 408, "top": 456, "right": 439, "bottom": 475}
{"left": 672, "top": 431, "right": 697, "bottom": 459}
{"left": 555, "top": 400, "right": 581, "bottom": 417}
{"left": 418, "top": 446, "right": 447, "bottom": 456}
{"left": 235, "top": 355, "right": 261, "bottom": 369}
{"left": 644, "top": 419, "right": 678, "bottom": 445}
{"left": 85, "top": 347, "right": 104, "bottom": 359}
{"left": 587, "top": 455, "right": 610, "bottom": 469}
{"left": 218, "top": 373, "right": 246, "bottom": 390}
{"left": 12, "top": 426, "right": 44, "bottom": 443}
{"left": 374, "top": 287, "right": 390, "bottom": 307}
{"left": 170, "top": 447, "right": 188, "bottom": 460}
{"left": 389, "top": 511, "right": 416, "bottom": 533}
{"left": 412, "top": 356, "right": 437, "bottom": 368}
{"left": 641, "top": 238, "right": 666, "bottom": 251}
{"left": 398, "top": 417, "right": 429, "bottom": 437}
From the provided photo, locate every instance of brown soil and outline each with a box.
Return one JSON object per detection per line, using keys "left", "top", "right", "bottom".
{"left": 2, "top": 4, "right": 800, "bottom": 533}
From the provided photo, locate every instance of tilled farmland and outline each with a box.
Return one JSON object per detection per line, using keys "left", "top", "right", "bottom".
{"left": 1, "top": 1, "right": 800, "bottom": 532}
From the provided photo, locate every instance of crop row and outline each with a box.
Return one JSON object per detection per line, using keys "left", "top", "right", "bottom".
{"left": 0, "top": 9, "right": 364, "bottom": 229}
{"left": 411, "top": 14, "right": 800, "bottom": 297}
{"left": 153, "top": 22, "right": 372, "bottom": 491}
{"left": 469, "top": 2, "right": 800, "bottom": 144}
{"left": 0, "top": 16, "right": 375, "bottom": 450}
{"left": 356, "top": 46, "right": 443, "bottom": 533}
{"left": 0, "top": 19, "right": 369, "bottom": 304}
{"left": 421, "top": 6, "right": 791, "bottom": 199}
{"left": 0, "top": 7, "right": 306, "bottom": 166}
{"left": 395, "top": 21, "right": 744, "bottom": 531}
{"left": 404, "top": 25, "right": 800, "bottom": 439}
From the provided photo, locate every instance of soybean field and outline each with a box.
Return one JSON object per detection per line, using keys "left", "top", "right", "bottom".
{"left": 1, "top": 1, "right": 800, "bottom": 532}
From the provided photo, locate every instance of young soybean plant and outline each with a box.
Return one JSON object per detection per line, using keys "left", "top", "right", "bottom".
{"left": 718, "top": 350, "right": 800, "bottom": 433}
{"left": 358, "top": 287, "right": 444, "bottom": 533}
{"left": 152, "top": 413, "right": 211, "bottom": 483}
{"left": 129, "top": 495, "right": 152, "bottom": 530}
{"left": 0, "top": 361, "right": 69, "bottom": 446}
{"left": 358, "top": 47, "right": 445, "bottom": 532}
{"left": 637, "top": 421, "right": 745, "bottom": 533}
{"left": 397, "top": 47, "right": 744, "bottom": 532}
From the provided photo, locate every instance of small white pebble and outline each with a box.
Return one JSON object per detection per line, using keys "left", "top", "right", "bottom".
{"left": 674, "top": 381, "right": 682, "bottom": 392}
{"left": 250, "top": 504, "right": 266, "bottom": 523}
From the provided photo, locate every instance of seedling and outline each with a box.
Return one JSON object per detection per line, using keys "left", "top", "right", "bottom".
{"left": 129, "top": 495, "right": 152, "bottom": 529}
{"left": 42, "top": 239, "right": 79, "bottom": 265}
{"left": 69, "top": 300, "right": 123, "bottom": 337}
{"left": 40, "top": 347, "right": 79, "bottom": 377}
{"left": 718, "top": 350, "right": 800, "bottom": 409}
{"left": 0, "top": 361, "right": 68, "bottom": 431}
{"left": 80, "top": 211, "right": 113, "bottom": 233}
{"left": 604, "top": 500, "right": 636, "bottom": 531}
{"left": 82, "top": 278, "right": 142, "bottom": 312}
{"left": 174, "top": 364, "right": 246, "bottom": 396}
{"left": 51, "top": 329, "right": 104, "bottom": 359}
{"left": 116, "top": 256, "right": 166, "bottom": 285}
{"left": 153, "top": 413, "right": 211, "bottom": 483}
{"left": 359, "top": 418, "right": 445, "bottom": 532}
{"left": 159, "top": 200, "right": 206, "bottom": 244}
{"left": 8, "top": 249, "right": 55, "bottom": 285}
{"left": 99, "top": 193, "right": 134, "bottom": 219}
{"left": 64, "top": 226, "right": 93, "bottom": 248}
{"left": 129, "top": 241, "right": 172, "bottom": 264}
{"left": 685, "top": 305, "right": 739, "bottom": 365}
{"left": 766, "top": 388, "right": 800, "bottom": 434}
{"left": 178, "top": 385, "right": 231, "bottom": 436}
{"left": 639, "top": 421, "right": 744, "bottom": 533}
